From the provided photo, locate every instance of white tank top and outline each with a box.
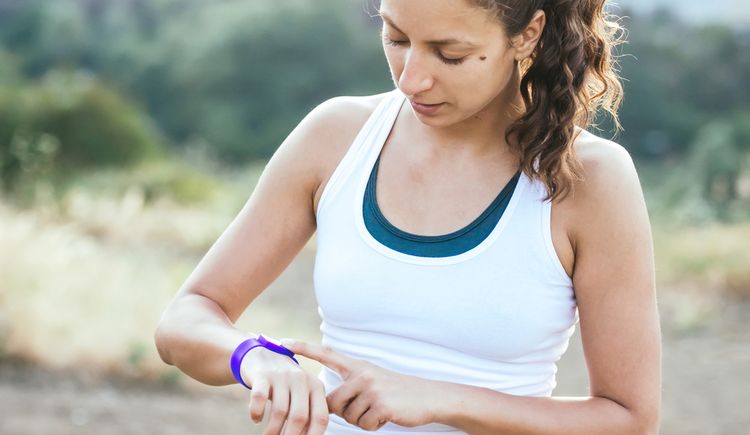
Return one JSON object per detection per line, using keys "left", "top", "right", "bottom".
{"left": 313, "top": 88, "right": 579, "bottom": 435}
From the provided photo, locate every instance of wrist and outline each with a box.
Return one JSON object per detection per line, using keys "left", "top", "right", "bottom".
{"left": 238, "top": 346, "right": 272, "bottom": 388}
{"left": 231, "top": 335, "right": 299, "bottom": 389}
{"left": 411, "top": 376, "right": 454, "bottom": 426}
{"left": 421, "top": 378, "right": 461, "bottom": 426}
{"left": 430, "top": 382, "right": 500, "bottom": 430}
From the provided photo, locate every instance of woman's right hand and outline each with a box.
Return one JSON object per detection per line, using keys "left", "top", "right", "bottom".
{"left": 241, "top": 347, "right": 330, "bottom": 435}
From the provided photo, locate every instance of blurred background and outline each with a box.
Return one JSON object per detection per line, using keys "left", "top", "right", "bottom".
{"left": 0, "top": 0, "right": 748, "bottom": 434}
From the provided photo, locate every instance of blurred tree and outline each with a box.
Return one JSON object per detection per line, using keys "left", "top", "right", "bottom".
{"left": 0, "top": 70, "right": 164, "bottom": 192}
{"left": 0, "top": 48, "right": 23, "bottom": 86}
{"left": 615, "top": 8, "right": 750, "bottom": 159}
{"left": 147, "top": 0, "right": 390, "bottom": 161}
{"left": 0, "top": 0, "right": 391, "bottom": 162}
{"left": 666, "top": 113, "right": 750, "bottom": 221}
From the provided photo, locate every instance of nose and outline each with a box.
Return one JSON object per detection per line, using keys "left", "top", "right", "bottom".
{"left": 397, "top": 49, "right": 434, "bottom": 96}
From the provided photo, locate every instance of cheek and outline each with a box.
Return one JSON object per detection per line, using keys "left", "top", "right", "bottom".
{"left": 450, "top": 59, "right": 515, "bottom": 107}
{"left": 448, "top": 61, "right": 495, "bottom": 90}
{"left": 465, "top": 55, "right": 515, "bottom": 92}
{"left": 383, "top": 48, "right": 404, "bottom": 75}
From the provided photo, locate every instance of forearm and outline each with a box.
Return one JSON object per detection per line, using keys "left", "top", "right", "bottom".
{"left": 154, "top": 293, "right": 252, "bottom": 386}
{"left": 427, "top": 380, "right": 656, "bottom": 435}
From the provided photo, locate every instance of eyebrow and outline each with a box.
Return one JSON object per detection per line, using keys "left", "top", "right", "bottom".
{"left": 379, "top": 13, "right": 479, "bottom": 47}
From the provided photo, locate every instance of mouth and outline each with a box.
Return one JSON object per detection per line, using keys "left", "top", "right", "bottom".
{"left": 409, "top": 100, "right": 445, "bottom": 115}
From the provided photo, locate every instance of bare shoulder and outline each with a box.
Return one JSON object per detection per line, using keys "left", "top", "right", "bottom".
{"left": 307, "top": 92, "right": 387, "bottom": 134}
{"left": 258, "top": 93, "right": 385, "bottom": 201}
{"left": 307, "top": 92, "right": 391, "bottom": 211}
{"left": 573, "top": 128, "right": 640, "bottom": 193}
{"left": 548, "top": 128, "right": 645, "bottom": 277}
{"left": 567, "top": 127, "right": 651, "bottom": 262}
{"left": 569, "top": 128, "right": 645, "bottom": 221}
{"left": 308, "top": 92, "right": 389, "bottom": 158}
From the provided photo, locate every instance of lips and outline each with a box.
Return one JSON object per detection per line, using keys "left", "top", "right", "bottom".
{"left": 411, "top": 100, "right": 441, "bottom": 106}
{"left": 409, "top": 100, "right": 444, "bottom": 115}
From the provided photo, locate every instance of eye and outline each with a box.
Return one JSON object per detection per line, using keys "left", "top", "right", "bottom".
{"left": 438, "top": 54, "right": 466, "bottom": 65}
{"left": 383, "top": 37, "right": 466, "bottom": 66}
{"left": 383, "top": 37, "right": 408, "bottom": 47}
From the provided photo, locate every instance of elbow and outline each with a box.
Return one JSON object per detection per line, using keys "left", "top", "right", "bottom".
{"left": 630, "top": 405, "right": 661, "bottom": 435}
{"left": 639, "top": 416, "right": 660, "bottom": 435}
{"left": 633, "top": 420, "right": 660, "bottom": 435}
{"left": 153, "top": 292, "right": 213, "bottom": 367}
{"left": 600, "top": 395, "right": 661, "bottom": 435}
{"left": 154, "top": 310, "right": 179, "bottom": 366}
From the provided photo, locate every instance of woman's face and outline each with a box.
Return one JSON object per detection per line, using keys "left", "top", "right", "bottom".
{"left": 379, "top": 0, "right": 520, "bottom": 126}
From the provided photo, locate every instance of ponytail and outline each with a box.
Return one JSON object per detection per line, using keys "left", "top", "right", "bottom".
{"left": 472, "top": 0, "right": 626, "bottom": 201}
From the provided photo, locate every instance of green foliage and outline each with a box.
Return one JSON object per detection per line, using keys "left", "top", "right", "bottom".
{"left": 0, "top": 48, "right": 23, "bottom": 86}
{"left": 4, "top": 0, "right": 747, "bottom": 165}
{"left": 150, "top": 0, "right": 389, "bottom": 161}
{"left": 0, "top": 70, "right": 165, "bottom": 193}
{"left": 158, "top": 366, "right": 183, "bottom": 389}
{"left": 34, "top": 70, "right": 164, "bottom": 167}
{"left": 615, "top": 9, "right": 750, "bottom": 158}
{"left": 0, "top": 0, "right": 391, "bottom": 163}
{"left": 644, "top": 113, "right": 750, "bottom": 223}
{"left": 127, "top": 341, "right": 148, "bottom": 368}
{"left": 684, "top": 114, "right": 750, "bottom": 220}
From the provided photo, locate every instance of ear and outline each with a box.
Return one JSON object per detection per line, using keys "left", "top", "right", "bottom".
{"left": 510, "top": 9, "right": 546, "bottom": 61}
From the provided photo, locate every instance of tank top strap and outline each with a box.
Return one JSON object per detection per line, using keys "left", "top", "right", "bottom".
{"left": 315, "top": 89, "right": 406, "bottom": 220}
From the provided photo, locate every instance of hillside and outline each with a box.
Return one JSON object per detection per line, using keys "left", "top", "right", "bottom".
{"left": 614, "top": 0, "right": 750, "bottom": 27}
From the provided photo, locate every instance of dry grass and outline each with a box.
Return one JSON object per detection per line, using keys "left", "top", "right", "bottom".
{"left": 0, "top": 157, "right": 324, "bottom": 384}
{"left": 0, "top": 199, "right": 196, "bottom": 377}
{"left": 653, "top": 222, "right": 750, "bottom": 299}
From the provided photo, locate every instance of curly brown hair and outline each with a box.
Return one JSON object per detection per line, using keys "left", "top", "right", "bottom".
{"left": 471, "top": 0, "right": 626, "bottom": 201}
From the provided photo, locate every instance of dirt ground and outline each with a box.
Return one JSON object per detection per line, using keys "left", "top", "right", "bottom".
{"left": 1, "top": 250, "right": 748, "bottom": 435}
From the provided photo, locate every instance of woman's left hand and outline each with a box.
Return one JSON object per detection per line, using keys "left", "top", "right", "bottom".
{"left": 280, "top": 339, "right": 439, "bottom": 431}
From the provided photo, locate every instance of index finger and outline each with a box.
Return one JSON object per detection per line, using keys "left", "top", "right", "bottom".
{"left": 281, "top": 340, "right": 354, "bottom": 378}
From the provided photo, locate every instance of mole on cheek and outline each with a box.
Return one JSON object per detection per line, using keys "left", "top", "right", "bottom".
{"left": 479, "top": 55, "right": 487, "bottom": 61}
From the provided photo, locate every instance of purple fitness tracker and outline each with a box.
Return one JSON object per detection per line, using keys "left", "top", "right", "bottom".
{"left": 230, "top": 335, "right": 299, "bottom": 390}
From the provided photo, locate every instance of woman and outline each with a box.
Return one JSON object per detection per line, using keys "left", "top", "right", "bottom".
{"left": 155, "top": 0, "right": 662, "bottom": 434}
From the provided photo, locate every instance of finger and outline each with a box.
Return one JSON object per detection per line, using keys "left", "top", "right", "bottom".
{"left": 342, "top": 394, "right": 370, "bottom": 428}
{"left": 249, "top": 377, "right": 271, "bottom": 424}
{"left": 326, "top": 376, "right": 363, "bottom": 416}
{"left": 358, "top": 408, "right": 388, "bottom": 432}
{"left": 281, "top": 341, "right": 353, "bottom": 378}
{"left": 263, "top": 381, "right": 290, "bottom": 435}
{"left": 306, "top": 379, "right": 329, "bottom": 435}
{"left": 280, "top": 373, "right": 309, "bottom": 435}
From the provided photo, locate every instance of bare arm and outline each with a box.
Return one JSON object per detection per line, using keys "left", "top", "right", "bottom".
{"left": 153, "top": 96, "right": 352, "bottom": 386}
{"left": 427, "top": 140, "right": 662, "bottom": 434}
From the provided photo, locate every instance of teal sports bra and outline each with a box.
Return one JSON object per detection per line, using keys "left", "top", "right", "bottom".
{"left": 363, "top": 152, "right": 522, "bottom": 258}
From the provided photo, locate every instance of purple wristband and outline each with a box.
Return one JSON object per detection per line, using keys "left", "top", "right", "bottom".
{"left": 230, "top": 335, "right": 299, "bottom": 390}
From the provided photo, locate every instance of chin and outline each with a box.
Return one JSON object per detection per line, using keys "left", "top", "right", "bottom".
{"left": 412, "top": 111, "right": 449, "bottom": 126}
